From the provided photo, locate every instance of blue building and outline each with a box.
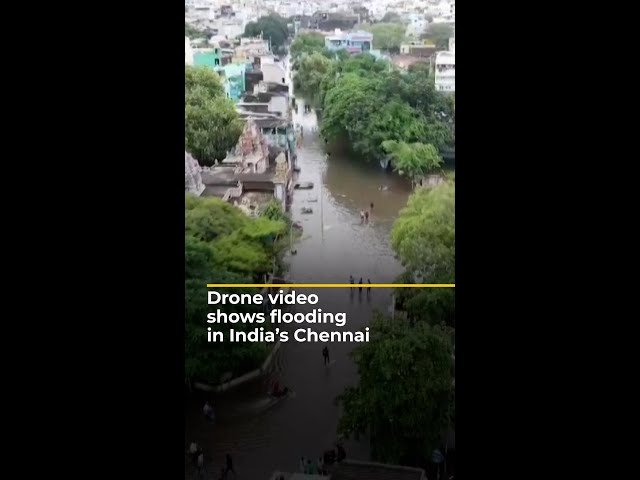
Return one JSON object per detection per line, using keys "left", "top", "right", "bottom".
{"left": 215, "top": 63, "right": 246, "bottom": 102}
{"left": 324, "top": 30, "right": 373, "bottom": 54}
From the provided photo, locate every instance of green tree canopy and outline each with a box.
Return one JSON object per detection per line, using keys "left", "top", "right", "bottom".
{"left": 299, "top": 49, "right": 454, "bottom": 162}
{"left": 391, "top": 183, "right": 455, "bottom": 283}
{"left": 423, "top": 23, "right": 454, "bottom": 49}
{"left": 321, "top": 70, "right": 434, "bottom": 161}
{"left": 243, "top": 14, "right": 289, "bottom": 53}
{"left": 185, "top": 22, "right": 205, "bottom": 39}
{"left": 381, "top": 12, "right": 405, "bottom": 24}
{"left": 383, "top": 141, "right": 443, "bottom": 187}
{"left": 184, "top": 196, "right": 289, "bottom": 385}
{"left": 360, "top": 23, "right": 407, "bottom": 52}
{"left": 290, "top": 32, "right": 327, "bottom": 60}
{"left": 185, "top": 95, "right": 243, "bottom": 167}
{"left": 185, "top": 65, "right": 224, "bottom": 98}
{"left": 184, "top": 65, "right": 243, "bottom": 166}
{"left": 293, "top": 52, "right": 333, "bottom": 106}
{"left": 338, "top": 315, "right": 454, "bottom": 465}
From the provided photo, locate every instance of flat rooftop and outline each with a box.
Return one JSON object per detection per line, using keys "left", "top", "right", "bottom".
{"left": 202, "top": 185, "right": 232, "bottom": 197}
{"left": 200, "top": 167, "right": 237, "bottom": 185}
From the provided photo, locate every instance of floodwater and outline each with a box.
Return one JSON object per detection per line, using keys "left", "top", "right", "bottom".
{"left": 184, "top": 62, "right": 412, "bottom": 480}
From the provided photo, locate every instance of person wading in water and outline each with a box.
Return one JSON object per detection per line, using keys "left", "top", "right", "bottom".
{"left": 322, "top": 345, "right": 330, "bottom": 365}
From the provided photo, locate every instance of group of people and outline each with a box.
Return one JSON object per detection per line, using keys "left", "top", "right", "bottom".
{"left": 298, "top": 455, "right": 327, "bottom": 476}
{"left": 359, "top": 202, "right": 374, "bottom": 224}
{"left": 350, "top": 276, "right": 372, "bottom": 296}
{"left": 189, "top": 443, "right": 236, "bottom": 480}
{"left": 299, "top": 442, "right": 346, "bottom": 475}
{"left": 189, "top": 402, "right": 237, "bottom": 479}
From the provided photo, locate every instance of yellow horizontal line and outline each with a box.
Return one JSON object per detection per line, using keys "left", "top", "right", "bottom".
{"left": 206, "top": 284, "right": 455, "bottom": 288}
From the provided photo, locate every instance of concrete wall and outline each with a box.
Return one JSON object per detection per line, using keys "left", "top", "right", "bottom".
{"left": 269, "top": 96, "right": 288, "bottom": 116}
{"left": 261, "top": 63, "right": 287, "bottom": 84}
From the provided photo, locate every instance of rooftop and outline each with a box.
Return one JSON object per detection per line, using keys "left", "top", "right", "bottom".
{"left": 236, "top": 172, "right": 275, "bottom": 183}
{"left": 200, "top": 167, "right": 237, "bottom": 185}
{"left": 391, "top": 55, "right": 430, "bottom": 69}
{"left": 435, "top": 51, "right": 455, "bottom": 64}
{"left": 202, "top": 185, "right": 234, "bottom": 198}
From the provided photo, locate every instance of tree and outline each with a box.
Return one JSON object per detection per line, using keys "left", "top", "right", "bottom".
{"left": 338, "top": 315, "right": 454, "bottom": 466}
{"left": 184, "top": 66, "right": 243, "bottom": 166}
{"left": 382, "top": 141, "right": 443, "bottom": 188}
{"left": 381, "top": 12, "right": 404, "bottom": 24}
{"left": 290, "top": 32, "right": 327, "bottom": 60}
{"left": 317, "top": 52, "right": 454, "bottom": 161}
{"left": 391, "top": 183, "right": 455, "bottom": 283}
{"left": 185, "top": 94, "right": 243, "bottom": 166}
{"left": 185, "top": 196, "right": 289, "bottom": 385}
{"left": 185, "top": 65, "right": 224, "bottom": 98}
{"left": 394, "top": 271, "right": 455, "bottom": 327}
{"left": 360, "top": 23, "right": 407, "bottom": 52}
{"left": 185, "top": 22, "right": 205, "bottom": 39}
{"left": 243, "top": 14, "right": 289, "bottom": 53}
{"left": 293, "top": 52, "right": 332, "bottom": 106}
{"left": 321, "top": 70, "right": 434, "bottom": 161}
{"left": 423, "top": 23, "right": 454, "bottom": 49}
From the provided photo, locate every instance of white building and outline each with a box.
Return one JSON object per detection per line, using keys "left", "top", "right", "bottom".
{"left": 434, "top": 50, "right": 455, "bottom": 93}
{"left": 185, "top": 37, "right": 194, "bottom": 65}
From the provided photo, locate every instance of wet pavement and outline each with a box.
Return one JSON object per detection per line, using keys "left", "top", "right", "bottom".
{"left": 185, "top": 62, "right": 412, "bottom": 480}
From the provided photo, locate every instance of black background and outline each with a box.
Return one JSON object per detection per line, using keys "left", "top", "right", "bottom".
{"left": 3, "top": 2, "right": 606, "bottom": 477}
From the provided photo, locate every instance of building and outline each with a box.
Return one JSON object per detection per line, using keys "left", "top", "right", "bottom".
{"left": 185, "top": 37, "right": 194, "bottom": 65}
{"left": 200, "top": 117, "right": 294, "bottom": 213}
{"left": 260, "top": 62, "right": 287, "bottom": 84}
{"left": 400, "top": 41, "right": 437, "bottom": 58}
{"left": 216, "top": 63, "right": 246, "bottom": 101}
{"left": 309, "top": 11, "right": 359, "bottom": 31}
{"left": 325, "top": 30, "right": 373, "bottom": 54}
{"left": 391, "top": 54, "right": 430, "bottom": 71}
{"left": 434, "top": 50, "right": 455, "bottom": 92}
{"left": 185, "top": 151, "right": 205, "bottom": 196}
{"left": 193, "top": 46, "right": 222, "bottom": 68}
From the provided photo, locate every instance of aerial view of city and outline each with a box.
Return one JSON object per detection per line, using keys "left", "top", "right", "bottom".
{"left": 185, "top": 1, "right": 455, "bottom": 479}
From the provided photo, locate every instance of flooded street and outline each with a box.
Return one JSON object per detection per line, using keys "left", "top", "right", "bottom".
{"left": 288, "top": 104, "right": 413, "bottom": 285}
{"left": 185, "top": 65, "right": 412, "bottom": 479}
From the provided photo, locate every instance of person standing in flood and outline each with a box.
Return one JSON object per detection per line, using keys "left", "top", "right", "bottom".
{"left": 322, "top": 345, "right": 330, "bottom": 365}
{"left": 370, "top": 202, "right": 374, "bottom": 210}
{"left": 359, "top": 278, "right": 363, "bottom": 292}
{"left": 224, "top": 453, "right": 236, "bottom": 478}
{"left": 196, "top": 452, "right": 206, "bottom": 480}
{"left": 203, "top": 401, "right": 214, "bottom": 422}
{"left": 364, "top": 210, "right": 369, "bottom": 222}
{"left": 367, "top": 278, "right": 372, "bottom": 296}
